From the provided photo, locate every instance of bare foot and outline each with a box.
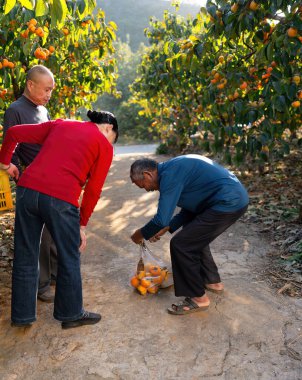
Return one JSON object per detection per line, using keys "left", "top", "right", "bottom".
{"left": 205, "top": 282, "right": 224, "bottom": 292}
{"left": 183, "top": 294, "right": 210, "bottom": 311}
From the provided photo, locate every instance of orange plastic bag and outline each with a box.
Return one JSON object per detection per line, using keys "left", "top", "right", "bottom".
{"left": 130, "top": 242, "right": 173, "bottom": 295}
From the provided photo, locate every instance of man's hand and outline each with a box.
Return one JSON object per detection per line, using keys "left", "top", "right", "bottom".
{"left": 1, "top": 163, "right": 19, "bottom": 181}
{"left": 79, "top": 226, "right": 87, "bottom": 252}
{"left": 149, "top": 226, "right": 170, "bottom": 243}
{"left": 131, "top": 229, "right": 144, "bottom": 244}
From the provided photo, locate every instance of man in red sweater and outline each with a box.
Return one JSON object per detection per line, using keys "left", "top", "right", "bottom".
{"left": 0, "top": 111, "right": 118, "bottom": 329}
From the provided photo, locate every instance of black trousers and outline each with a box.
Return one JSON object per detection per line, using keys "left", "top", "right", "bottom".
{"left": 170, "top": 205, "right": 248, "bottom": 298}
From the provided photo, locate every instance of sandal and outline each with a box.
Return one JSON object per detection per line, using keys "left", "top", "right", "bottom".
{"left": 167, "top": 297, "right": 209, "bottom": 315}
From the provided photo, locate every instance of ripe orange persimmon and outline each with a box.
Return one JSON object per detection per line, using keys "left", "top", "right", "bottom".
{"left": 140, "top": 278, "right": 151, "bottom": 288}
{"left": 137, "top": 285, "right": 147, "bottom": 295}
{"left": 150, "top": 266, "right": 161, "bottom": 276}
{"left": 130, "top": 276, "right": 139, "bottom": 288}
{"left": 240, "top": 81, "right": 248, "bottom": 90}
{"left": 28, "top": 18, "right": 37, "bottom": 26}
{"left": 21, "top": 29, "right": 29, "bottom": 38}
{"left": 28, "top": 24, "right": 36, "bottom": 33}
{"left": 35, "top": 27, "right": 44, "bottom": 37}
{"left": 62, "top": 28, "right": 69, "bottom": 36}
{"left": 2, "top": 59, "right": 9, "bottom": 67}
{"left": 147, "top": 286, "right": 158, "bottom": 294}
{"left": 287, "top": 27, "right": 298, "bottom": 38}
{"left": 231, "top": 3, "right": 239, "bottom": 13}
{"left": 292, "top": 101, "right": 301, "bottom": 108}
{"left": 137, "top": 271, "right": 146, "bottom": 280}
{"left": 49, "top": 45, "right": 55, "bottom": 53}
{"left": 249, "top": 1, "right": 258, "bottom": 11}
{"left": 218, "top": 55, "right": 224, "bottom": 63}
{"left": 34, "top": 48, "right": 47, "bottom": 60}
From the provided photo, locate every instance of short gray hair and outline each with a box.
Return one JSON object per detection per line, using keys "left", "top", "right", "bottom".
{"left": 130, "top": 158, "right": 158, "bottom": 180}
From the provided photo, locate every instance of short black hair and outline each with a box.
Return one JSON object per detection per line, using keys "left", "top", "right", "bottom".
{"left": 87, "top": 110, "right": 119, "bottom": 143}
{"left": 130, "top": 158, "right": 158, "bottom": 180}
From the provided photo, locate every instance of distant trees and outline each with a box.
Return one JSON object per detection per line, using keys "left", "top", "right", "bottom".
{"left": 131, "top": 1, "right": 302, "bottom": 166}
{"left": 95, "top": 40, "right": 157, "bottom": 143}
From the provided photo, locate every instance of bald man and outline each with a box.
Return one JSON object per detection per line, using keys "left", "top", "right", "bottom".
{"left": 4, "top": 65, "right": 57, "bottom": 303}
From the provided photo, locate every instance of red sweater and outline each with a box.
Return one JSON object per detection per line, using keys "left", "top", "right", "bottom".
{"left": 0, "top": 119, "right": 113, "bottom": 226}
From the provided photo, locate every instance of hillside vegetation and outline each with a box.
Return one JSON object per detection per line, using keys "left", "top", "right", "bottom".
{"left": 97, "top": 0, "right": 200, "bottom": 51}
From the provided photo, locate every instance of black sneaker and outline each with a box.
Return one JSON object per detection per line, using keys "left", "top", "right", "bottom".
{"left": 61, "top": 311, "right": 101, "bottom": 329}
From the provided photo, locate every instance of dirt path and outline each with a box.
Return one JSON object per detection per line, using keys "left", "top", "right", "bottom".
{"left": 0, "top": 153, "right": 301, "bottom": 380}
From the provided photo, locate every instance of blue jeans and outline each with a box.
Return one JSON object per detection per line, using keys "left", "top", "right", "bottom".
{"left": 12, "top": 187, "right": 84, "bottom": 324}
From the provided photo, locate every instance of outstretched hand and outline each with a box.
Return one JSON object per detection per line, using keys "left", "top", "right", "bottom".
{"left": 131, "top": 229, "right": 144, "bottom": 244}
{"left": 148, "top": 226, "right": 170, "bottom": 243}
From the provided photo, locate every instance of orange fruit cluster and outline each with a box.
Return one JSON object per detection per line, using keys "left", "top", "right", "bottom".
{"left": 0, "top": 59, "right": 14, "bottom": 69}
{"left": 21, "top": 18, "right": 45, "bottom": 38}
{"left": 130, "top": 264, "right": 168, "bottom": 295}
{"left": 34, "top": 47, "right": 49, "bottom": 60}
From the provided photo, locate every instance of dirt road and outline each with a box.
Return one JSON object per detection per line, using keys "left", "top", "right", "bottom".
{"left": 0, "top": 152, "right": 301, "bottom": 380}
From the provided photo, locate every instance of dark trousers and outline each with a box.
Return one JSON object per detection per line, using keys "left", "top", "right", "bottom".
{"left": 12, "top": 187, "right": 83, "bottom": 324}
{"left": 170, "top": 206, "right": 248, "bottom": 298}
{"left": 38, "top": 226, "right": 57, "bottom": 294}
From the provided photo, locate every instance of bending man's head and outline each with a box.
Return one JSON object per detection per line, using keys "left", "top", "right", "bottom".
{"left": 24, "top": 65, "right": 55, "bottom": 106}
{"left": 130, "top": 158, "right": 159, "bottom": 192}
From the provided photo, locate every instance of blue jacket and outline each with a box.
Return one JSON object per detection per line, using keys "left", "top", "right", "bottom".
{"left": 141, "top": 155, "right": 249, "bottom": 240}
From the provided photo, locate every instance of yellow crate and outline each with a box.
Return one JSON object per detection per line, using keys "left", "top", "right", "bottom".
{"left": 0, "top": 169, "right": 13, "bottom": 211}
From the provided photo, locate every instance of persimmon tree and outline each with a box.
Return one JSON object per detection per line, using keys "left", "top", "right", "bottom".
{"left": 0, "top": 0, "right": 117, "bottom": 122}
{"left": 131, "top": 1, "right": 302, "bottom": 166}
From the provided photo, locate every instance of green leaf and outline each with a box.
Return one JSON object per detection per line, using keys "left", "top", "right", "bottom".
{"left": 273, "top": 95, "right": 286, "bottom": 112}
{"left": 77, "top": 0, "right": 86, "bottom": 15}
{"left": 35, "top": 0, "right": 48, "bottom": 17}
{"left": 22, "top": 40, "right": 32, "bottom": 56}
{"left": 163, "top": 41, "right": 170, "bottom": 55}
{"left": 50, "top": 0, "right": 68, "bottom": 28}
{"left": 234, "top": 100, "right": 243, "bottom": 115}
{"left": 19, "top": 0, "right": 33, "bottom": 10}
{"left": 286, "top": 83, "right": 297, "bottom": 101}
{"left": 272, "top": 81, "right": 283, "bottom": 94}
{"left": 265, "top": 42, "right": 273, "bottom": 62}
{"left": 4, "top": 0, "right": 16, "bottom": 14}
{"left": 194, "top": 42, "right": 203, "bottom": 58}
